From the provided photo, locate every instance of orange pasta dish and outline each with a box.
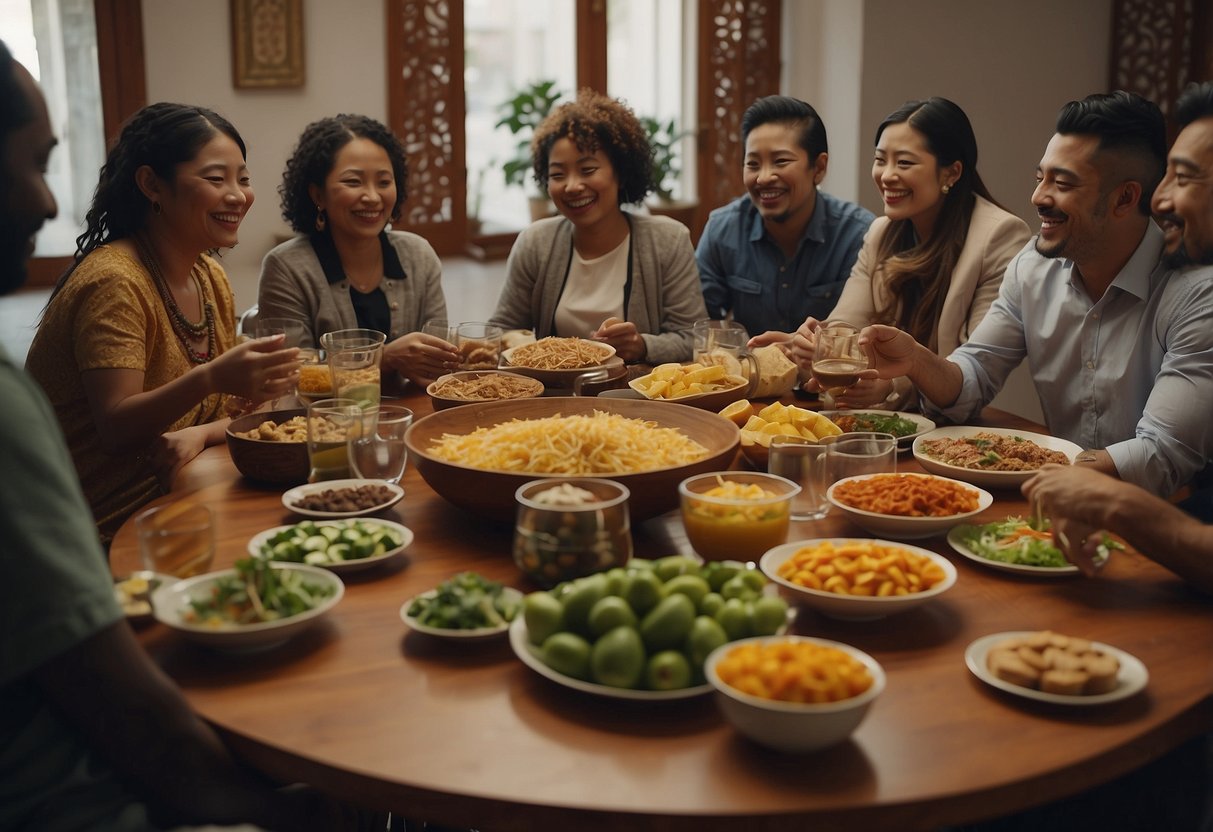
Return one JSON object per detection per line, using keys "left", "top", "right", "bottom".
{"left": 832, "top": 474, "right": 979, "bottom": 517}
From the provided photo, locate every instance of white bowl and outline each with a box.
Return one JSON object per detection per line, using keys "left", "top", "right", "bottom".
{"left": 152, "top": 562, "right": 344, "bottom": 651}
{"left": 759, "top": 539, "right": 957, "bottom": 621}
{"left": 402, "top": 587, "right": 523, "bottom": 641}
{"left": 912, "top": 426, "right": 1083, "bottom": 488}
{"left": 247, "top": 518, "right": 413, "bottom": 574}
{"left": 281, "top": 478, "right": 405, "bottom": 519}
{"left": 826, "top": 472, "right": 993, "bottom": 539}
{"left": 705, "top": 635, "right": 885, "bottom": 752}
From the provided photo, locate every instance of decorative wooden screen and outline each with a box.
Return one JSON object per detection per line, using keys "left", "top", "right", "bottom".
{"left": 695, "top": 0, "right": 782, "bottom": 235}
{"left": 1109, "top": 0, "right": 1213, "bottom": 134}
{"left": 387, "top": 0, "right": 466, "bottom": 255}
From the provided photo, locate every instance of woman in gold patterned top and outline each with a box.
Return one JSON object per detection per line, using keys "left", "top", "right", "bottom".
{"left": 26, "top": 103, "right": 300, "bottom": 543}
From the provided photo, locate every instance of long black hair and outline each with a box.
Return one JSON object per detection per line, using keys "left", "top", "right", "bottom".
{"left": 51, "top": 102, "right": 246, "bottom": 299}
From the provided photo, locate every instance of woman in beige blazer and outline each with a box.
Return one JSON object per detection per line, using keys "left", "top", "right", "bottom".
{"left": 780, "top": 97, "right": 1030, "bottom": 409}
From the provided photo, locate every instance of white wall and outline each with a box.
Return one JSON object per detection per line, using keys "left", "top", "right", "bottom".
{"left": 141, "top": 0, "right": 388, "bottom": 311}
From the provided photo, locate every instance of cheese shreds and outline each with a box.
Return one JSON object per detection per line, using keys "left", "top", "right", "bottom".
{"left": 428, "top": 410, "right": 710, "bottom": 473}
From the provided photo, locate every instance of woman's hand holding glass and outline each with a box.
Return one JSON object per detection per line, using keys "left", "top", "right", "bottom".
{"left": 207, "top": 335, "right": 301, "bottom": 404}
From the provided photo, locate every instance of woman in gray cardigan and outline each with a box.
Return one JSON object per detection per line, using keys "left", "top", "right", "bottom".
{"left": 258, "top": 114, "right": 457, "bottom": 384}
{"left": 490, "top": 91, "right": 706, "bottom": 364}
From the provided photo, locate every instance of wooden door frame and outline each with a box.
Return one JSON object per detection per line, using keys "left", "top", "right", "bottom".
{"left": 26, "top": 0, "right": 146, "bottom": 288}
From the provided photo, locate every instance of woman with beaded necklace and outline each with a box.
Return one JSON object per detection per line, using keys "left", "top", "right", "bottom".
{"left": 27, "top": 103, "right": 299, "bottom": 545}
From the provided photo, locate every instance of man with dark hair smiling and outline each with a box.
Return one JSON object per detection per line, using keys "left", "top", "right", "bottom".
{"left": 697, "top": 95, "right": 873, "bottom": 337}
{"left": 858, "top": 91, "right": 1213, "bottom": 499}
{"left": 0, "top": 41, "right": 365, "bottom": 831}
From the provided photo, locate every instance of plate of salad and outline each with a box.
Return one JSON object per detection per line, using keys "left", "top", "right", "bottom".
{"left": 152, "top": 559, "right": 344, "bottom": 651}
{"left": 947, "top": 517, "right": 1114, "bottom": 576}
{"left": 820, "top": 410, "right": 935, "bottom": 451}
{"left": 401, "top": 571, "right": 523, "bottom": 640}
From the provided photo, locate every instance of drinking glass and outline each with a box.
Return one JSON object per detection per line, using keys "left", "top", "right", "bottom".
{"left": 422, "top": 318, "right": 457, "bottom": 344}
{"left": 295, "top": 348, "right": 331, "bottom": 405}
{"left": 691, "top": 319, "right": 749, "bottom": 363}
{"left": 823, "top": 432, "right": 898, "bottom": 483}
{"left": 307, "top": 397, "right": 362, "bottom": 482}
{"left": 321, "top": 328, "right": 386, "bottom": 409}
{"left": 255, "top": 317, "right": 308, "bottom": 406}
{"left": 348, "top": 405, "right": 413, "bottom": 485}
{"left": 456, "top": 322, "right": 503, "bottom": 370}
{"left": 812, "top": 323, "right": 868, "bottom": 398}
{"left": 137, "top": 503, "right": 215, "bottom": 579}
{"left": 513, "top": 478, "right": 632, "bottom": 587}
{"left": 769, "top": 436, "right": 831, "bottom": 521}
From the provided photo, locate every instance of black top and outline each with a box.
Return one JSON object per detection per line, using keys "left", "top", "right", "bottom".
{"left": 308, "top": 229, "right": 407, "bottom": 338}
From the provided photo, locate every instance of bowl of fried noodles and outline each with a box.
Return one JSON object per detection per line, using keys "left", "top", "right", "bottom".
{"left": 500, "top": 337, "right": 619, "bottom": 390}
{"left": 427, "top": 370, "right": 544, "bottom": 410}
{"left": 405, "top": 397, "right": 740, "bottom": 521}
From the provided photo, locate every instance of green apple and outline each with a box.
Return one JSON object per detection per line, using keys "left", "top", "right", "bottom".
{"left": 639, "top": 593, "right": 696, "bottom": 652}
{"left": 645, "top": 650, "right": 692, "bottom": 690}
{"left": 523, "top": 591, "right": 565, "bottom": 646}
{"left": 591, "top": 626, "right": 645, "bottom": 688}
{"left": 541, "top": 632, "right": 592, "bottom": 680}
{"left": 587, "top": 595, "right": 638, "bottom": 638}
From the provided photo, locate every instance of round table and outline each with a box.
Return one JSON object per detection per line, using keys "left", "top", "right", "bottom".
{"left": 110, "top": 393, "right": 1213, "bottom": 831}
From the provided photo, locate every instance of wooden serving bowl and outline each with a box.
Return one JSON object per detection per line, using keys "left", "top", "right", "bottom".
{"left": 225, "top": 408, "right": 310, "bottom": 485}
{"left": 405, "top": 397, "right": 740, "bottom": 522}
{"left": 426, "top": 370, "right": 544, "bottom": 410}
{"left": 500, "top": 344, "right": 621, "bottom": 390}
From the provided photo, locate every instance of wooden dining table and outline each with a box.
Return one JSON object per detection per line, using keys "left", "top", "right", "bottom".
{"left": 109, "top": 390, "right": 1213, "bottom": 832}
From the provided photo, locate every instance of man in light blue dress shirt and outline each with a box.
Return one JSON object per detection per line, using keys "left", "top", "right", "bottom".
{"left": 697, "top": 96, "right": 874, "bottom": 337}
{"left": 858, "top": 91, "right": 1213, "bottom": 499}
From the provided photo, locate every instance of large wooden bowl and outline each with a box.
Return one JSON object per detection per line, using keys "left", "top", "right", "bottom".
{"left": 405, "top": 397, "right": 739, "bottom": 522}
{"left": 225, "top": 408, "right": 310, "bottom": 485}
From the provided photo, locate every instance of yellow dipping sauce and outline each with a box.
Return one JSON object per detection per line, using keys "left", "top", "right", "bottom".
{"left": 682, "top": 480, "right": 791, "bottom": 561}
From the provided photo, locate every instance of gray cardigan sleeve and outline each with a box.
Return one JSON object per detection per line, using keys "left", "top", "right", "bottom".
{"left": 258, "top": 241, "right": 328, "bottom": 348}
{"left": 637, "top": 217, "right": 705, "bottom": 364}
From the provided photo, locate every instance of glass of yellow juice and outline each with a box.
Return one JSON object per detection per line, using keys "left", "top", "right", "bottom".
{"left": 321, "top": 329, "right": 386, "bottom": 409}
{"left": 307, "top": 397, "right": 362, "bottom": 482}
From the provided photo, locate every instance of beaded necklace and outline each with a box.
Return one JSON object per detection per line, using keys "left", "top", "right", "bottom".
{"left": 135, "top": 234, "right": 217, "bottom": 364}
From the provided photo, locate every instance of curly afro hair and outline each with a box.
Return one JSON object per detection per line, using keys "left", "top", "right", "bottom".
{"left": 530, "top": 89, "right": 654, "bottom": 204}
{"left": 279, "top": 114, "right": 409, "bottom": 234}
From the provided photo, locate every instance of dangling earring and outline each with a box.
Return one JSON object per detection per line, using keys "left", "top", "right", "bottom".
{"left": 941, "top": 184, "right": 951, "bottom": 195}
{"left": 152, "top": 201, "right": 163, "bottom": 215}
{"left": 314, "top": 206, "right": 327, "bottom": 232}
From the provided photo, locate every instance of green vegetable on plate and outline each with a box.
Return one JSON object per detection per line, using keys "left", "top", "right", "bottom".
{"left": 408, "top": 572, "right": 521, "bottom": 630}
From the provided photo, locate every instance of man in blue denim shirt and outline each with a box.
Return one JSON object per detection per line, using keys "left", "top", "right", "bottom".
{"left": 696, "top": 95, "right": 874, "bottom": 337}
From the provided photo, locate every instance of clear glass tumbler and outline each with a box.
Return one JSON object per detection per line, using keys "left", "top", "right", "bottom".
{"left": 321, "top": 328, "right": 386, "bottom": 409}
{"left": 307, "top": 397, "right": 362, "bottom": 482}
{"left": 348, "top": 405, "right": 413, "bottom": 485}
{"left": 768, "top": 436, "right": 831, "bottom": 521}
{"left": 137, "top": 502, "right": 215, "bottom": 579}
{"left": 823, "top": 432, "right": 898, "bottom": 483}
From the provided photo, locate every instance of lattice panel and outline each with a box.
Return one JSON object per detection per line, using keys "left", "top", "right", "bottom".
{"left": 390, "top": 0, "right": 460, "bottom": 230}
{"left": 699, "top": 0, "right": 781, "bottom": 213}
{"left": 1110, "top": 0, "right": 1193, "bottom": 120}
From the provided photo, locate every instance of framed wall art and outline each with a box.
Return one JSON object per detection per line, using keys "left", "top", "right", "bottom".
{"left": 231, "top": 0, "right": 305, "bottom": 89}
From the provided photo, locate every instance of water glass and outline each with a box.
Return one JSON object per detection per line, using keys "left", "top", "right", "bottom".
{"left": 137, "top": 503, "right": 215, "bottom": 579}
{"left": 348, "top": 405, "right": 413, "bottom": 485}
{"left": 768, "top": 436, "right": 831, "bottom": 521}
{"left": 256, "top": 317, "right": 308, "bottom": 406}
{"left": 321, "top": 328, "right": 386, "bottom": 409}
{"left": 824, "top": 432, "right": 898, "bottom": 483}
{"left": 307, "top": 397, "right": 362, "bottom": 482}
{"left": 691, "top": 319, "right": 749, "bottom": 362}
{"left": 456, "top": 322, "right": 503, "bottom": 370}
{"left": 422, "top": 318, "right": 457, "bottom": 344}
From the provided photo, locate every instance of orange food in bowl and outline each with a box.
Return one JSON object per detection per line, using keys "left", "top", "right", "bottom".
{"left": 832, "top": 473, "right": 979, "bottom": 517}
{"left": 714, "top": 639, "right": 874, "bottom": 704}
{"left": 775, "top": 539, "right": 948, "bottom": 597}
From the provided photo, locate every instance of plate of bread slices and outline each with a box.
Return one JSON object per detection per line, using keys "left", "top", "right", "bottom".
{"left": 966, "top": 629, "right": 1147, "bottom": 705}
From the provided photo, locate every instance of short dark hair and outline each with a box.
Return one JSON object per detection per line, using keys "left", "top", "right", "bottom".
{"left": 530, "top": 89, "right": 654, "bottom": 204}
{"left": 0, "top": 40, "right": 34, "bottom": 147}
{"left": 741, "top": 95, "right": 828, "bottom": 161}
{"left": 279, "top": 114, "right": 409, "bottom": 234}
{"left": 1176, "top": 82, "right": 1213, "bottom": 128}
{"left": 1055, "top": 91, "right": 1166, "bottom": 215}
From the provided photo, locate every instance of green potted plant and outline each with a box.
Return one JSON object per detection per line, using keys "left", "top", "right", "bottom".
{"left": 496, "top": 79, "right": 564, "bottom": 221}
{"left": 641, "top": 115, "right": 697, "bottom": 226}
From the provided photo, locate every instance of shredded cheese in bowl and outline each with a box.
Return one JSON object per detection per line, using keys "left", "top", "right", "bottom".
{"left": 427, "top": 410, "right": 709, "bottom": 474}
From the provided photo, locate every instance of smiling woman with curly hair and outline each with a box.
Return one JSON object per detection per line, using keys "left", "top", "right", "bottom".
{"left": 490, "top": 90, "right": 706, "bottom": 364}
{"left": 257, "top": 114, "right": 456, "bottom": 386}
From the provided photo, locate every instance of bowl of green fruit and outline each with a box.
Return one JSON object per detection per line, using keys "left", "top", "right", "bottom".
{"left": 509, "top": 556, "right": 792, "bottom": 700}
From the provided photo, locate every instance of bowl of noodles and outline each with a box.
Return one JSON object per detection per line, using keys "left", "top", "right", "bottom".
{"left": 500, "top": 337, "right": 620, "bottom": 390}
{"left": 826, "top": 472, "right": 993, "bottom": 539}
{"left": 405, "top": 397, "right": 740, "bottom": 521}
{"left": 426, "top": 370, "right": 545, "bottom": 410}
{"left": 912, "top": 427, "right": 1082, "bottom": 488}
